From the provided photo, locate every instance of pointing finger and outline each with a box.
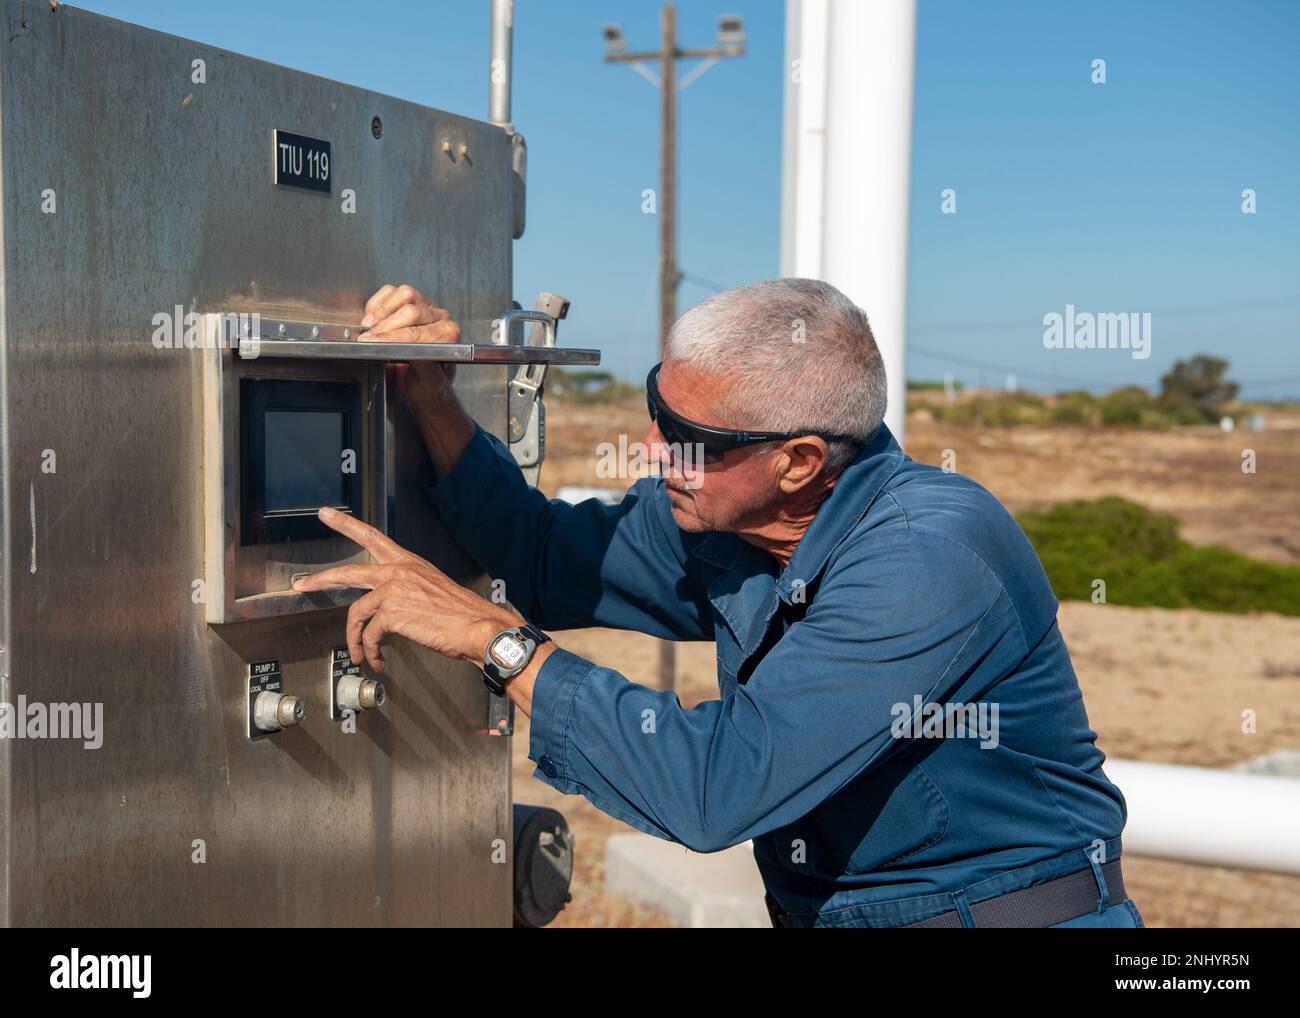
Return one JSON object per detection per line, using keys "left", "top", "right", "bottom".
{"left": 314, "top": 508, "right": 407, "bottom": 563}
{"left": 292, "top": 563, "right": 389, "bottom": 591}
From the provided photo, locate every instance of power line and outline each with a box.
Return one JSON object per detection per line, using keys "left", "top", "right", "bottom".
{"left": 1235, "top": 375, "right": 1300, "bottom": 391}
{"left": 669, "top": 282, "right": 1297, "bottom": 394}
{"left": 910, "top": 346, "right": 1297, "bottom": 394}
{"left": 680, "top": 270, "right": 730, "bottom": 294}
{"left": 908, "top": 344, "right": 1113, "bottom": 389}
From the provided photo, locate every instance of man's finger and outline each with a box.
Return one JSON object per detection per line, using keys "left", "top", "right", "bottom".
{"left": 365, "top": 283, "right": 416, "bottom": 324}
{"left": 292, "top": 562, "right": 389, "bottom": 591}
{"left": 313, "top": 507, "right": 407, "bottom": 563}
{"left": 359, "top": 321, "right": 461, "bottom": 346}
{"left": 363, "top": 301, "right": 427, "bottom": 337}
{"left": 363, "top": 284, "right": 430, "bottom": 328}
{"left": 363, "top": 302, "right": 450, "bottom": 340}
{"left": 362, "top": 613, "right": 390, "bottom": 673}
{"left": 378, "top": 301, "right": 450, "bottom": 334}
{"left": 363, "top": 284, "right": 397, "bottom": 323}
{"left": 346, "top": 589, "right": 382, "bottom": 666}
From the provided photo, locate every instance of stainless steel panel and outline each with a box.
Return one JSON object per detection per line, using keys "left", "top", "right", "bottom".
{"left": 0, "top": 2, "right": 518, "bottom": 925}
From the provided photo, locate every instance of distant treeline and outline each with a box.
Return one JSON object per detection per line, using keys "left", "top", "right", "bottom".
{"left": 930, "top": 355, "right": 1248, "bottom": 428}
{"left": 555, "top": 355, "right": 1285, "bottom": 426}
{"left": 547, "top": 368, "right": 643, "bottom": 404}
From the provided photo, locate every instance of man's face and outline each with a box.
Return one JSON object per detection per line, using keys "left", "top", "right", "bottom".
{"left": 644, "top": 358, "right": 782, "bottom": 534}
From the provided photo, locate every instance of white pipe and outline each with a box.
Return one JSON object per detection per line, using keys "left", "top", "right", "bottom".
{"left": 780, "top": 0, "right": 828, "bottom": 281}
{"left": 489, "top": 0, "right": 514, "bottom": 130}
{"left": 1106, "top": 759, "right": 1300, "bottom": 875}
{"left": 781, "top": 0, "right": 916, "bottom": 446}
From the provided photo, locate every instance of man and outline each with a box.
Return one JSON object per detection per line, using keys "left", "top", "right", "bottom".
{"left": 296, "top": 278, "right": 1142, "bottom": 929}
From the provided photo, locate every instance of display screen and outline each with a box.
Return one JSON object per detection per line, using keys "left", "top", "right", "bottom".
{"left": 240, "top": 378, "right": 363, "bottom": 545}
{"left": 264, "top": 410, "right": 346, "bottom": 511}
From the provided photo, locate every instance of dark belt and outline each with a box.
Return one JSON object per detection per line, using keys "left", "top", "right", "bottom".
{"left": 905, "top": 859, "right": 1126, "bottom": 927}
{"left": 766, "top": 860, "right": 1126, "bottom": 928}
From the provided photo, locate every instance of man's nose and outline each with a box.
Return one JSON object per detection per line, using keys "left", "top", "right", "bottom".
{"left": 644, "top": 422, "right": 677, "bottom": 474}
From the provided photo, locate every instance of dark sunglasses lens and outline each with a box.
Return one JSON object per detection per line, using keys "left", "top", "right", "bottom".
{"left": 675, "top": 431, "right": 728, "bottom": 465}
{"left": 647, "top": 369, "right": 729, "bottom": 464}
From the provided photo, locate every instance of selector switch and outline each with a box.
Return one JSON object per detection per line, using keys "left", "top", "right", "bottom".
{"left": 254, "top": 691, "right": 305, "bottom": 732}
{"left": 330, "top": 648, "right": 385, "bottom": 720}
{"left": 337, "top": 673, "right": 386, "bottom": 711}
{"left": 247, "top": 659, "right": 304, "bottom": 738}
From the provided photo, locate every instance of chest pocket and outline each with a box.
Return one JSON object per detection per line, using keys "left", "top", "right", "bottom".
{"left": 704, "top": 550, "right": 780, "bottom": 696}
{"left": 810, "top": 753, "right": 951, "bottom": 874}
{"left": 712, "top": 612, "right": 743, "bottom": 699}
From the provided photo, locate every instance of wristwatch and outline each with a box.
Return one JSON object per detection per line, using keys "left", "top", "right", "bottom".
{"left": 482, "top": 622, "right": 550, "bottom": 696}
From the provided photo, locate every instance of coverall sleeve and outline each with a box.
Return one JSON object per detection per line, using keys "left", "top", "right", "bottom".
{"left": 525, "top": 530, "right": 1026, "bottom": 852}
{"left": 425, "top": 422, "right": 714, "bottom": 640}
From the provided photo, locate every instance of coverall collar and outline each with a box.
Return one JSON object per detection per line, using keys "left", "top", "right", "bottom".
{"left": 688, "top": 422, "right": 908, "bottom": 600}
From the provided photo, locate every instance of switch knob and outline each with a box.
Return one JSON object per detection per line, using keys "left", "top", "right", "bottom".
{"left": 337, "top": 674, "right": 385, "bottom": 711}
{"left": 253, "top": 691, "right": 305, "bottom": 733}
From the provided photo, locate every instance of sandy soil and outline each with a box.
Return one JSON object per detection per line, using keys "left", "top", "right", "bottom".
{"left": 513, "top": 396, "right": 1300, "bottom": 928}
{"left": 906, "top": 397, "right": 1300, "bottom": 566}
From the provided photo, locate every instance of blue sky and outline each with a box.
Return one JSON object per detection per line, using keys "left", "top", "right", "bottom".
{"left": 78, "top": 1, "right": 1300, "bottom": 397}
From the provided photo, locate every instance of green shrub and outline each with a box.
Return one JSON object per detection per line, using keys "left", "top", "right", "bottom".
{"left": 1156, "top": 395, "right": 1214, "bottom": 426}
{"left": 1098, "top": 386, "right": 1157, "bottom": 426}
{"left": 1016, "top": 497, "right": 1300, "bottom": 616}
{"left": 1050, "top": 390, "right": 1098, "bottom": 426}
{"left": 1159, "top": 355, "right": 1238, "bottom": 422}
{"left": 548, "top": 368, "right": 642, "bottom": 404}
{"left": 908, "top": 379, "right": 961, "bottom": 392}
{"left": 933, "top": 393, "right": 1050, "bottom": 427}
{"left": 931, "top": 387, "right": 1207, "bottom": 430}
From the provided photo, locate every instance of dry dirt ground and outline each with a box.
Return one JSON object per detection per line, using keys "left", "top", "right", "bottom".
{"left": 515, "top": 395, "right": 1300, "bottom": 928}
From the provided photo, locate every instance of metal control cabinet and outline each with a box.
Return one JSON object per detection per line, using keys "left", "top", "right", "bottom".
{"left": 0, "top": 3, "right": 588, "bottom": 925}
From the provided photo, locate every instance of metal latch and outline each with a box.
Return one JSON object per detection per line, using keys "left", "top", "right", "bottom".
{"left": 506, "top": 294, "right": 570, "bottom": 486}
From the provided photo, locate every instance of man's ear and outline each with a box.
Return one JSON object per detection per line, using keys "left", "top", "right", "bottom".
{"left": 776, "top": 437, "right": 830, "bottom": 493}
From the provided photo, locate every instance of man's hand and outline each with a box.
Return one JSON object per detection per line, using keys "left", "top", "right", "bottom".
{"left": 359, "top": 283, "right": 475, "bottom": 478}
{"left": 292, "top": 506, "right": 521, "bottom": 673}
{"left": 360, "top": 283, "right": 462, "bottom": 412}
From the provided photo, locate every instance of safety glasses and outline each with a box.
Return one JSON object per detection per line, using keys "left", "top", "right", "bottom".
{"left": 645, "top": 361, "right": 855, "bottom": 465}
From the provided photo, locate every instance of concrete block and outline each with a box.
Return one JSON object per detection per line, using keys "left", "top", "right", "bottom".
{"left": 604, "top": 833, "right": 771, "bottom": 928}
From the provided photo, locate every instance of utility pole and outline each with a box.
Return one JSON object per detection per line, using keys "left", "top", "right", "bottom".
{"left": 660, "top": 5, "right": 678, "bottom": 379}
{"left": 602, "top": 8, "right": 745, "bottom": 693}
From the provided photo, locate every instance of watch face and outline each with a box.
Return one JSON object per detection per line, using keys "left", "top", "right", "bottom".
{"left": 490, "top": 634, "right": 528, "bottom": 670}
